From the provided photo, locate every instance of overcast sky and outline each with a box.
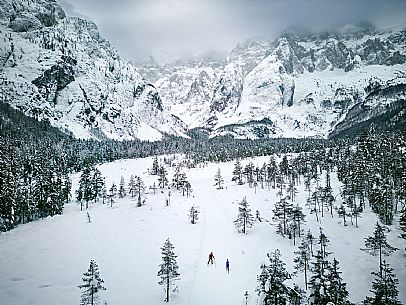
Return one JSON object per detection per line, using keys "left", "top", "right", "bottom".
{"left": 59, "top": 0, "right": 406, "bottom": 64}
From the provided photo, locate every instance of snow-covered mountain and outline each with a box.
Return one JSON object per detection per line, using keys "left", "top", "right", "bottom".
{"left": 141, "top": 24, "right": 406, "bottom": 139}
{"left": 0, "top": 0, "right": 187, "bottom": 141}
{"left": 1, "top": 0, "right": 404, "bottom": 141}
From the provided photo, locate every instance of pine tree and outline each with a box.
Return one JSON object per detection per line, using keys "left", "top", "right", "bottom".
{"left": 152, "top": 156, "right": 159, "bottom": 175}
{"left": 308, "top": 251, "right": 329, "bottom": 305}
{"left": 244, "top": 162, "right": 255, "bottom": 187}
{"left": 363, "top": 260, "right": 401, "bottom": 305}
{"left": 157, "top": 239, "right": 180, "bottom": 302}
{"left": 172, "top": 166, "right": 182, "bottom": 190}
{"left": 399, "top": 207, "right": 406, "bottom": 239}
{"left": 287, "top": 181, "right": 298, "bottom": 203}
{"left": 182, "top": 180, "right": 192, "bottom": 197}
{"left": 107, "top": 182, "right": 117, "bottom": 207}
{"left": 92, "top": 168, "right": 104, "bottom": 203}
{"left": 326, "top": 258, "right": 352, "bottom": 305}
{"left": 291, "top": 205, "right": 306, "bottom": 242}
{"left": 257, "top": 249, "right": 292, "bottom": 305}
{"left": 361, "top": 222, "right": 398, "bottom": 277}
{"left": 272, "top": 197, "right": 293, "bottom": 237}
{"left": 306, "top": 230, "right": 315, "bottom": 256}
{"left": 267, "top": 157, "right": 278, "bottom": 189}
{"left": 158, "top": 166, "right": 168, "bottom": 189}
{"left": 317, "top": 227, "right": 330, "bottom": 259}
{"left": 62, "top": 173, "right": 72, "bottom": 204}
{"left": 322, "top": 172, "right": 335, "bottom": 217}
{"left": 337, "top": 204, "right": 348, "bottom": 226}
{"left": 213, "top": 168, "right": 224, "bottom": 189}
{"left": 118, "top": 176, "right": 126, "bottom": 198}
{"left": 234, "top": 197, "right": 254, "bottom": 234}
{"left": 76, "top": 164, "right": 94, "bottom": 210}
{"left": 231, "top": 160, "right": 243, "bottom": 185}
{"left": 78, "top": 260, "right": 106, "bottom": 305}
{"left": 135, "top": 176, "right": 146, "bottom": 207}
{"left": 128, "top": 174, "right": 136, "bottom": 198}
{"left": 100, "top": 181, "right": 107, "bottom": 205}
{"left": 294, "top": 239, "right": 311, "bottom": 290}
{"left": 259, "top": 163, "right": 267, "bottom": 189}
{"left": 189, "top": 205, "right": 199, "bottom": 224}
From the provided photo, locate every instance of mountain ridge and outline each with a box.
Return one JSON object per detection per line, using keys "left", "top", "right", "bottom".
{"left": 0, "top": 0, "right": 187, "bottom": 141}
{"left": 1, "top": 0, "right": 405, "bottom": 141}
{"left": 141, "top": 24, "right": 406, "bottom": 139}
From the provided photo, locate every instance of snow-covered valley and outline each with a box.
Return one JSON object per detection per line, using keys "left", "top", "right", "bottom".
{"left": 0, "top": 155, "right": 405, "bottom": 305}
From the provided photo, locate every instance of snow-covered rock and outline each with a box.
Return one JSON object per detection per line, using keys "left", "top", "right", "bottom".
{"left": 0, "top": 0, "right": 187, "bottom": 141}
{"left": 138, "top": 25, "right": 406, "bottom": 139}
{"left": 2, "top": 0, "right": 404, "bottom": 141}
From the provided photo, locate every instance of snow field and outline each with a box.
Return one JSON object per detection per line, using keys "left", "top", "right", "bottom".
{"left": 0, "top": 155, "right": 405, "bottom": 305}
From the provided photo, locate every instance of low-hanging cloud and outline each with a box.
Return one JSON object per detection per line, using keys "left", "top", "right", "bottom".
{"left": 59, "top": 0, "right": 406, "bottom": 64}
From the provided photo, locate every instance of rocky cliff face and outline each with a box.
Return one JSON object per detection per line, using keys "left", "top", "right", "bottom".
{"left": 141, "top": 24, "right": 406, "bottom": 139}
{"left": 0, "top": 0, "right": 187, "bottom": 141}
{"left": 1, "top": 0, "right": 404, "bottom": 141}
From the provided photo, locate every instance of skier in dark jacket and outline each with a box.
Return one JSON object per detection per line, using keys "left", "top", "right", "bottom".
{"left": 207, "top": 252, "right": 215, "bottom": 265}
{"left": 226, "top": 259, "right": 230, "bottom": 273}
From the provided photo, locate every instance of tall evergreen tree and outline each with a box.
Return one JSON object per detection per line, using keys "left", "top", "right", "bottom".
{"left": 189, "top": 205, "right": 199, "bottom": 224}
{"left": 135, "top": 176, "right": 146, "bottom": 207}
{"left": 107, "top": 182, "right": 117, "bottom": 207}
{"left": 267, "top": 157, "right": 278, "bottom": 189}
{"left": 337, "top": 204, "right": 348, "bottom": 226}
{"left": 291, "top": 205, "right": 306, "bottom": 242}
{"left": 157, "top": 239, "right": 180, "bottom": 303}
{"left": 325, "top": 258, "right": 352, "bottom": 305}
{"left": 182, "top": 180, "right": 192, "bottom": 197}
{"left": 398, "top": 207, "right": 406, "bottom": 239}
{"left": 92, "top": 168, "right": 104, "bottom": 203}
{"left": 232, "top": 160, "right": 244, "bottom": 185}
{"left": 294, "top": 239, "right": 311, "bottom": 290}
{"left": 118, "top": 176, "right": 126, "bottom": 198}
{"left": 317, "top": 227, "right": 330, "bottom": 259}
{"left": 306, "top": 230, "right": 315, "bottom": 256}
{"left": 272, "top": 197, "right": 293, "bottom": 237}
{"left": 78, "top": 260, "right": 106, "bottom": 305}
{"left": 100, "top": 181, "right": 107, "bottom": 205}
{"left": 257, "top": 249, "right": 292, "bottom": 305}
{"left": 234, "top": 197, "right": 254, "bottom": 234}
{"left": 363, "top": 260, "right": 401, "bottom": 305}
{"left": 361, "top": 222, "right": 398, "bottom": 277}
{"left": 152, "top": 156, "right": 159, "bottom": 175}
{"left": 158, "top": 166, "right": 168, "bottom": 189}
{"left": 76, "top": 164, "right": 95, "bottom": 210}
{"left": 308, "top": 251, "right": 329, "bottom": 305}
{"left": 244, "top": 162, "right": 255, "bottom": 187}
{"left": 171, "top": 166, "right": 183, "bottom": 190}
{"left": 214, "top": 168, "right": 224, "bottom": 189}
{"left": 128, "top": 174, "right": 136, "bottom": 198}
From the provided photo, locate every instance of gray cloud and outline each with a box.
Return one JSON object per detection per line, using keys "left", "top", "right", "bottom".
{"left": 59, "top": 0, "right": 406, "bottom": 63}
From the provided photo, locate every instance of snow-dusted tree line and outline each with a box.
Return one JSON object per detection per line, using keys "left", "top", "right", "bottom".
{"left": 1, "top": 102, "right": 405, "bottom": 236}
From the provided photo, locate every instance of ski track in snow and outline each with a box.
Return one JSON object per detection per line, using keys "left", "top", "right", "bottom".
{"left": 187, "top": 186, "right": 234, "bottom": 305}
{"left": 0, "top": 155, "right": 405, "bottom": 305}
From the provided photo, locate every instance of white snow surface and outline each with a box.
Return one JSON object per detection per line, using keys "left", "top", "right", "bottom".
{"left": 0, "top": 155, "right": 405, "bottom": 305}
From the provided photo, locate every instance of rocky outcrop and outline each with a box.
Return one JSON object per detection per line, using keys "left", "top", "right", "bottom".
{"left": 0, "top": 0, "right": 187, "bottom": 141}
{"left": 139, "top": 25, "right": 405, "bottom": 139}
